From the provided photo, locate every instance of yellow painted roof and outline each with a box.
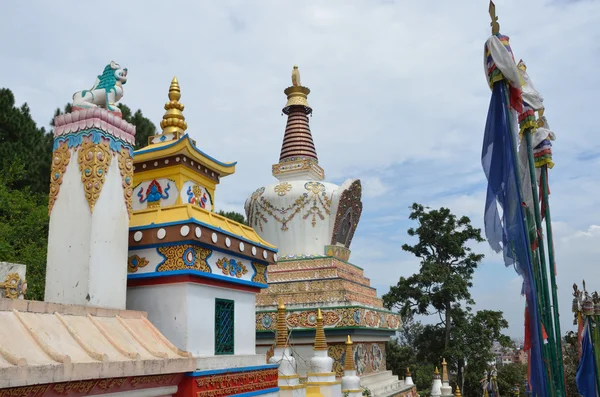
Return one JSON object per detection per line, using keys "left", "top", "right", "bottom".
{"left": 134, "top": 135, "right": 236, "bottom": 177}
{"left": 131, "top": 204, "right": 277, "bottom": 250}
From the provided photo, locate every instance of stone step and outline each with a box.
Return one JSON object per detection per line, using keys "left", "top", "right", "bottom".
{"left": 360, "top": 370, "right": 395, "bottom": 385}
{"left": 367, "top": 379, "right": 402, "bottom": 396}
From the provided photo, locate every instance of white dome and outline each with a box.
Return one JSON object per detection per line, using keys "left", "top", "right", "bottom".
{"left": 245, "top": 179, "right": 363, "bottom": 258}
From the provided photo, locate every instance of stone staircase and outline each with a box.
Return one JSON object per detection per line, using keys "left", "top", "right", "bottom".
{"left": 360, "top": 370, "right": 414, "bottom": 397}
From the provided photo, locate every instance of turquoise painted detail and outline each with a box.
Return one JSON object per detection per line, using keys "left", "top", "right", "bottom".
{"left": 215, "top": 298, "right": 234, "bottom": 355}
{"left": 53, "top": 128, "right": 134, "bottom": 156}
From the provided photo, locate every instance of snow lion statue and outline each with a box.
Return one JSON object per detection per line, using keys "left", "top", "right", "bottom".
{"left": 72, "top": 61, "right": 128, "bottom": 114}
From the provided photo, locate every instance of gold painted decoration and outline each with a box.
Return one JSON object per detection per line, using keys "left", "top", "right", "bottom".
{"left": 252, "top": 262, "right": 267, "bottom": 284}
{"left": 274, "top": 182, "right": 292, "bottom": 196}
{"left": 157, "top": 245, "right": 212, "bottom": 272}
{"left": 246, "top": 181, "right": 331, "bottom": 232}
{"left": 0, "top": 272, "right": 27, "bottom": 299}
{"left": 128, "top": 255, "right": 149, "bottom": 273}
{"left": 118, "top": 148, "right": 134, "bottom": 218}
{"left": 78, "top": 140, "right": 112, "bottom": 212}
{"left": 327, "top": 342, "right": 386, "bottom": 377}
{"left": 216, "top": 258, "right": 248, "bottom": 278}
{"left": 48, "top": 142, "right": 71, "bottom": 215}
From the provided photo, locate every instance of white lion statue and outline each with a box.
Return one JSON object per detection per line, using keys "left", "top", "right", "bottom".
{"left": 72, "top": 61, "right": 128, "bottom": 114}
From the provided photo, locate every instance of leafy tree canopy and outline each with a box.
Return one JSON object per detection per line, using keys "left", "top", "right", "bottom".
{"left": 217, "top": 210, "right": 247, "bottom": 225}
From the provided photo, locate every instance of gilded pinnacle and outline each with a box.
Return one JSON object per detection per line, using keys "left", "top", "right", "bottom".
{"left": 344, "top": 335, "right": 355, "bottom": 371}
{"left": 455, "top": 386, "right": 462, "bottom": 397}
{"left": 160, "top": 76, "right": 188, "bottom": 135}
{"left": 489, "top": 1, "right": 500, "bottom": 35}
{"left": 434, "top": 367, "right": 440, "bottom": 375}
{"left": 442, "top": 358, "right": 449, "bottom": 382}
{"left": 314, "top": 308, "right": 328, "bottom": 351}
{"left": 275, "top": 297, "right": 288, "bottom": 348}
{"left": 406, "top": 367, "right": 411, "bottom": 377}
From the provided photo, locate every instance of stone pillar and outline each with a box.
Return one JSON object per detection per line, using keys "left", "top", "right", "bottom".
{"left": 307, "top": 309, "right": 342, "bottom": 397}
{"left": 270, "top": 300, "right": 306, "bottom": 397}
{"left": 341, "top": 336, "right": 362, "bottom": 397}
{"left": 45, "top": 103, "right": 135, "bottom": 309}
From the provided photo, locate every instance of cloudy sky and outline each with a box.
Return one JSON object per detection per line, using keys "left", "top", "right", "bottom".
{"left": 3, "top": 0, "right": 599, "bottom": 337}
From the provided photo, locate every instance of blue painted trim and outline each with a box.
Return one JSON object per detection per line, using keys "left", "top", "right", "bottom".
{"left": 127, "top": 269, "right": 269, "bottom": 289}
{"left": 129, "top": 218, "right": 278, "bottom": 253}
{"left": 186, "top": 364, "right": 279, "bottom": 377}
{"left": 54, "top": 128, "right": 134, "bottom": 156}
{"left": 135, "top": 134, "right": 237, "bottom": 168}
{"left": 233, "top": 387, "right": 280, "bottom": 397}
{"left": 130, "top": 239, "right": 272, "bottom": 267}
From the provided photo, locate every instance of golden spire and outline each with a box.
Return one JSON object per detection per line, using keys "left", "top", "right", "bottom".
{"left": 442, "top": 358, "right": 449, "bottom": 382}
{"left": 160, "top": 77, "right": 188, "bottom": 136}
{"left": 455, "top": 386, "right": 462, "bottom": 397}
{"left": 406, "top": 367, "right": 411, "bottom": 377}
{"left": 343, "top": 335, "right": 355, "bottom": 371}
{"left": 434, "top": 366, "right": 440, "bottom": 375}
{"left": 314, "top": 308, "right": 328, "bottom": 351}
{"left": 284, "top": 65, "right": 311, "bottom": 112}
{"left": 489, "top": 1, "right": 500, "bottom": 35}
{"left": 275, "top": 297, "right": 288, "bottom": 348}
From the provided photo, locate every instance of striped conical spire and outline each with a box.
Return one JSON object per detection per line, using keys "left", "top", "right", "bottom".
{"left": 275, "top": 298, "right": 288, "bottom": 348}
{"left": 272, "top": 66, "right": 325, "bottom": 181}
{"left": 313, "top": 308, "right": 328, "bottom": 350}
{"left": 344, "top": 335, "right": 355, "bottom": 371}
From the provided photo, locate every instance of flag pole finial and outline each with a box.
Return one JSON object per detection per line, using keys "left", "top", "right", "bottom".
{"left": 489, "top": 1, "right": 500, "bottom": 35}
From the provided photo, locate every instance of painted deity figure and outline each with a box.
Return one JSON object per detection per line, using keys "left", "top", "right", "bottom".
{"left": 138, "top": 180, "right": 171, "bottom": 208}
{"left": 72, "top": 61, "right": 128, "bottom": 114}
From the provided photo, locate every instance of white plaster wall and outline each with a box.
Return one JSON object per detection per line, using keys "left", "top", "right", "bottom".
{"left": 127, "top": 283, "right": 189, "bottom": 350}
{"left": 89, "top": 155, "right": 129, "bottom": 309}
{"left": 126, "top": 282, "right": 256, "bottom": 356}
{"left": 46, "top": 150, "right": 92, "bottom": 306}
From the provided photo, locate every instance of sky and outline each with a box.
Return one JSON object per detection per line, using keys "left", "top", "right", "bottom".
{"left": 2, "top": 0, "right": 599, "bottom": 338}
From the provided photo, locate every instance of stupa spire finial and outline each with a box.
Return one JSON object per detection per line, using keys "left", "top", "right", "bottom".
{"left": 275, "top": 297, "right": 288, "bottom": 348}
{"left": 314, "top": 308, "right": 328, "bottom": 350}
{"left": 489, "top": 1, "right": 500, "bottom": 35}
{"left": 344, "top": 335, "right": 355, "bottom": 371}
{"left": 160, "top": 77, "right": 188, "bottom": 136}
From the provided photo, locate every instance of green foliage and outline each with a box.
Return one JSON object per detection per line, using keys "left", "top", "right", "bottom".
{"left": 0, "top": 88, "right": 53, "bottom": 195}
{"left": 496, "top": 363, "right": 527, "bottom": 396}
{"left": 0, "top": 160, "right": 49, "bottom": 300}
{"left": 383, "top": 203, "right": 511, "bottom": 396}
{"left": 217, "top": 210, "right": 247, "bottom": 225}
{"left": 563, "top": 331, "right": 579, "bottom": 397}
{"left": 117, "top": 103, "right": 157, "bottom": 149}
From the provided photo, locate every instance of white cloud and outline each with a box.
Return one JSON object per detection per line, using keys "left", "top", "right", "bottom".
{"left": 2, "top": 0, "right": 599, "bottom": 338}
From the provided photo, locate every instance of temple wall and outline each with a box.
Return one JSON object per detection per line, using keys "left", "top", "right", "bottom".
{"left": 127, "top": 283, "right": 256, "bottom": 356}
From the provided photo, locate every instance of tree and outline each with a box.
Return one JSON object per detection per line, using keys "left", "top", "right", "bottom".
{"left": 383, "top": 203, "right": 510, "bottom": 396}
{"left": 217, "top": 210, "right": 247, "bottom": 225}
{"left": 0, "top": 160, "right": 49, "bottom": 300}
{"left": 384, "top": 203, "right": 484, "bottom": 347}
{"left": 563, "top": 331, "right": 579, "bottom": 396}
{"left": 497, "top": 363, "right": 527, "bottom": 396}
{"left": 0, "top": 88, "right": 53, "bottom": 195}
{"left": 117, "top": 104, "right": 156, "bottom": 149}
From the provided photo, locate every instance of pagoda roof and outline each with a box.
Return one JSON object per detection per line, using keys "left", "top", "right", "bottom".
{"left": 130, "top": 204, "right": 277, "bottom": 251}
{"left": 0, "top": 299, "right": 195, "bottom": 388}
{"left": 134, "top": 134, "right": 236, "bottom": 177}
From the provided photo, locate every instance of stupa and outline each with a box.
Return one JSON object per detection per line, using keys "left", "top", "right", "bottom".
{"left": 245, "top": 67, "right": 406, "bottom": 396}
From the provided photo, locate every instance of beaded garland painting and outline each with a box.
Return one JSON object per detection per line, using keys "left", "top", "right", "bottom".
{"left": 255, "top": 306, "right": 401, "bottom": 332}
{"left": 156, "top": 245, "right": 212, "bottom": 272}
{"left": 78, "top": 140, "right": 112, "bottom": 212}
{"left": 328, "top": 342, "right": 386, "bottom": 376}
{"left": 245, "top": 182, "right": 332, "bottom": 232}
{"left": 48, "top": 142, "right": 71, "bottom": 215}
